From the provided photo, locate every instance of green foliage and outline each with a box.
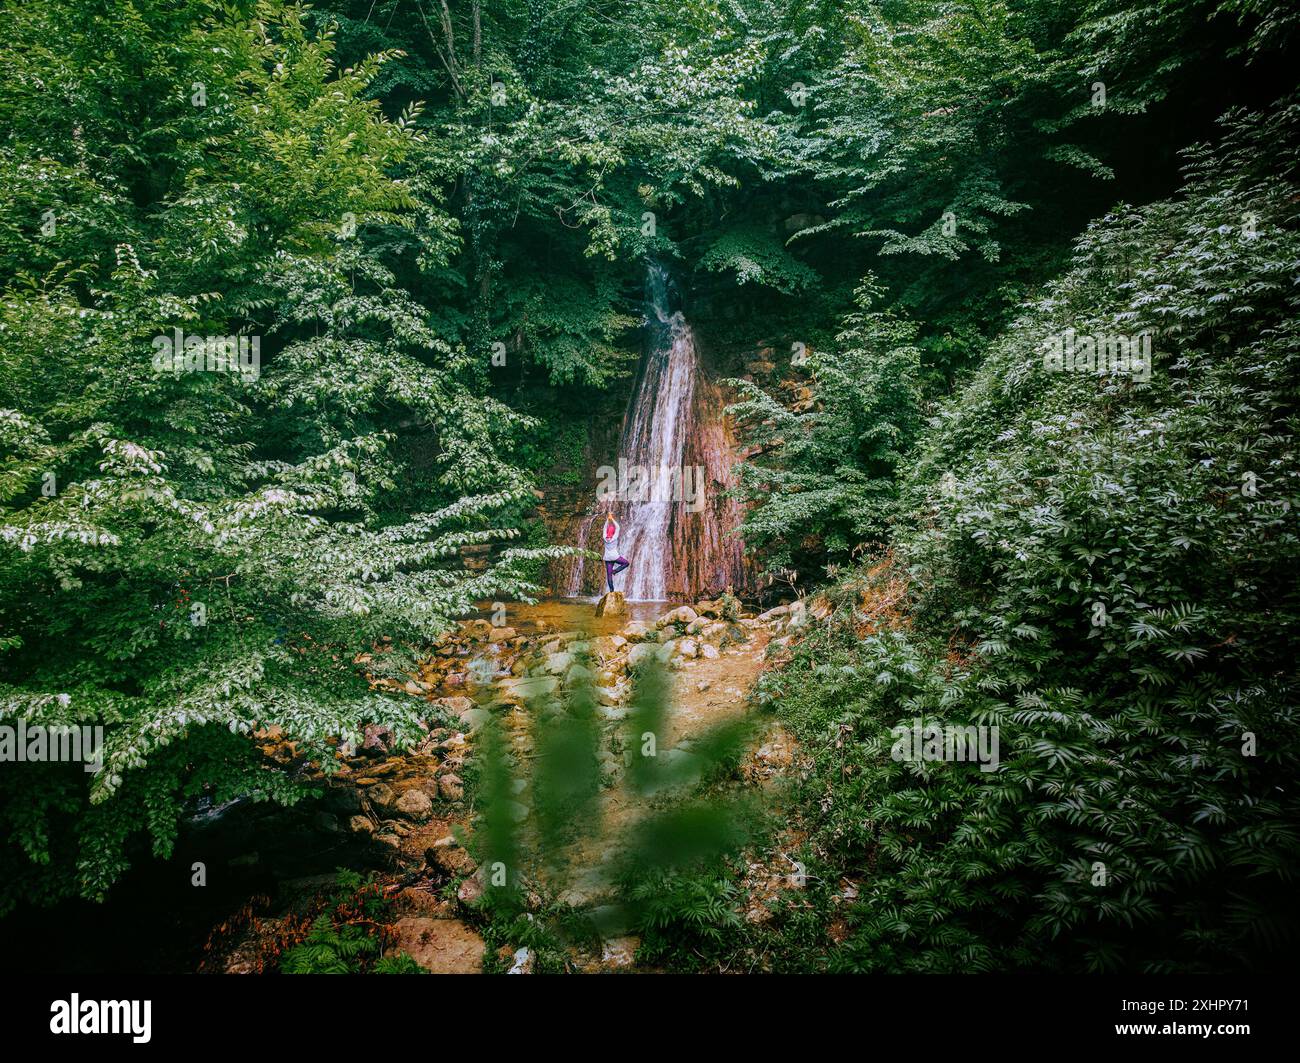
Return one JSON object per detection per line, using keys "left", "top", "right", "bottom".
{"left": 760, "top": 104, "right": 1300, "bottom": 972}
{"left": 699, "top": 225, "right": 821, "bottom": 294}
{"left": 281, "top": 869, "right": 421, "bottom": 974}
{"left": 281, "top": 915, "right": 381, "bottom": 974}
{"left": 727, "top": 284, "right": 923, "bottom": 577}
{"left": 0, "top": 0, "right": 1294, "bottom": 980}
{"left": 469, "top": 651, "right": 756, "bottom": 951}
{"left": 629, "top": 870, "right": 741, "bottom": 965}
{"left": 0, "top": 0, "right": 571, "bottom": 913}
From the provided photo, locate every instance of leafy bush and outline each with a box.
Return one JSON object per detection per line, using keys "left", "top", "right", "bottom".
{"left": 727, "top": 283, "right": 922, "bottom": 578}
{"left": 762, "top": 103, "right": 1300, "bottom": 972}
{"left": 0, "top": 0, "right": 569, "bottom": 913}
{"left": 628, "top": 870, "right": 741, "bottom": 966}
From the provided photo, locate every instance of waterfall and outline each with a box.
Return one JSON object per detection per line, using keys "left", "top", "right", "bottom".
{"left": 562, "top": 263, "right": 747, "bottom": 601}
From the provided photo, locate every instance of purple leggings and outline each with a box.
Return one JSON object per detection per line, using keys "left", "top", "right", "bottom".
{"left": 605, "top": 557, "right": 629, "bottom": 591}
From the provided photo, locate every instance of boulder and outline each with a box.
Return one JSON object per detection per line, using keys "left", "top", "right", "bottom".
{"left": 543, "top": 651, "right": 574, "bottom": 676}
{"left": 498, "top": 675, "right": 559, "bottom": 703}
{"left": 595, "top": 591, "right": 626, "bottom": 617}
{"left": 394, "top": 789, "right": 433, "bottom": 821}
{"left": 362, "top": 723, "right": 392, "bottom": 754}
{"left": 699, "top": 642, "right": 720, "bottom": 660}
{"left": 622, "top": 620, "right": 651, "bottom": 640}
{"left": 592, "top": 634, "right": 627, "bottom": 660}
{"left": 460, "top": 619, "right": 493, "bottom": 642}
{"left": 564, "top": 663, "right": 596, "bottom": 687}
{"left": 488, "top": 626, "right": 517, "bottom": 642}
{"left": 656, "top": 605, "right": 698, "bottom": 628}
{"left": 627, "top": 643, "right": 669, "bottom": 669}
{"left": 387, "top": 916, "right": 485, "bottom": 974}
{"left": 433, "top": 695, "right": 475, "bottom": 722}
{"left": 461, "top": 706, "right": 492, "bottom": 732}
{"left": 438, "top": 773, "right": 465, "bottom": 802}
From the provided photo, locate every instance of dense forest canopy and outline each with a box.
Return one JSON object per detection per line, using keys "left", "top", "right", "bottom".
{"left": 1, "top": 0, "right": 1296, "bottom": 974}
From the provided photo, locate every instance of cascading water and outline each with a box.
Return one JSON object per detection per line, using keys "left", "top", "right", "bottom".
{"left": 561, "top": 263, "right": 747, "bottom": 601}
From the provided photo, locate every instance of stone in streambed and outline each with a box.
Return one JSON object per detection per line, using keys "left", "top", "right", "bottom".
{"left": 656, "top": 605, "right": 698, "bottom": 628}
{"left": 564, "top": 663, "right": 596, "bottom": 687}
{"left": 700, "top": 621, "right": 730, "bottom": 642}
{"left": 460, "top": 619, "right": 493, "bottom": 642}
{"left": 622, "top": 620, "right": 651, "bottom": 640}
{"left": 592, "top": 634, "right": 627, "bottom": 660}
{"left": 627, "top": 642, "right": 669, "bottom": 669}
{"left": 387, "top": 916, "right": 485, "bottom": 974}
{"left": 394, "top": 789, "right": 433, "bottom": 821}
{"left": 433, "top": 695, "right": 475, "bottom": 723}
{"left": 461, "top": 706, "right": 492, "bottom": 732}
{"left": 595, "top": 591, "right": 626, "bottom": 617}
{"left": 362, "top": 723, "right": 392, "bottom": 753}
{"left": 543, "top": 651, "right": 574, "bottom": 675}
{"left": 498, "top": 675, "right": 559, "bottom": 703}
